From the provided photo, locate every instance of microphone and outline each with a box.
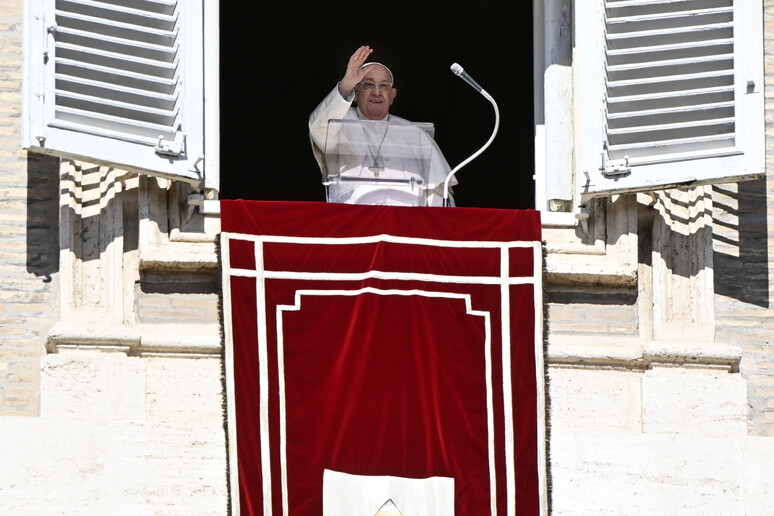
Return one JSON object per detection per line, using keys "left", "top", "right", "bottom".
{"left": 450, "top": 63, "right": 483, "bottom": 93}
{"left": 443, "top": 62, "right": 500, "bottom": 206}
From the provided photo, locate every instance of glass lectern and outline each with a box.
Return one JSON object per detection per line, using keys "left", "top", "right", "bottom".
{"left": 323, "top": 119, "right": 436, "bottom": 206}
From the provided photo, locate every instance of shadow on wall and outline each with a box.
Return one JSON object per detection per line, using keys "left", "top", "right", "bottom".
{"left": 712, "top": 179, "right": 769, "bottom": 308}
{"left": 25, "top": 153, "right": 60, "bottom": 282}
{"left": 26, "top": 155, "right": 150, "bottom": 280}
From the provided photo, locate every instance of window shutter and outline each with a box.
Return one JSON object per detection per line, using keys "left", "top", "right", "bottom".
{"left": 23, "top": 0, "right": 206, "bottom": 184}
{"left": 578, "top": 0, "right": 764, "bottom": 199}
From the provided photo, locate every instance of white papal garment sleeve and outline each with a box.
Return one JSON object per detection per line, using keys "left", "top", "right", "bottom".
{"left": 309, "top": 85, "right": 355, "bottom": 169}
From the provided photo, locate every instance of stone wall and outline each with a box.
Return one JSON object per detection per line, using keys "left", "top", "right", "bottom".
{"left": 705, "top": 1, "right": 774, "bottom": 438}
{"left": 0, "top": 0, "right": 59, "bottom": 417}
{"left": 1, "top": 353, "right": 227, "bottom": 515}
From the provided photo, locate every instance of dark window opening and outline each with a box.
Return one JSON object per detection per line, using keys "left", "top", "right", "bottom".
{"left": 220, "top": 2, "right": 534, "bottom": 210}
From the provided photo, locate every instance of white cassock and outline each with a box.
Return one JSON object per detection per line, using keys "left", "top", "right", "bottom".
{"left": 309, "top": 85, "right": 456, "bottom": 206}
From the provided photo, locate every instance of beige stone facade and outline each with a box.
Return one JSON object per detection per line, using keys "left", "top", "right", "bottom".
{"left": 2, "top": 1, "right": 774, "bottom": 514}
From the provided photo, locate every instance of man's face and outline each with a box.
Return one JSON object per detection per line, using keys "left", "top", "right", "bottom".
{"left": 354, "top": 65, "right": 397, "bottom": 120}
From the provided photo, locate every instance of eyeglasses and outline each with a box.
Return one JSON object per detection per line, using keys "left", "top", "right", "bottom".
{"left": 358, "top": 81, "right": 393, "bottom": 92}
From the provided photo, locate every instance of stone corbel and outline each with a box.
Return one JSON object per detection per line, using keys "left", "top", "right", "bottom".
{"left": 138, "top": 176, "right": 220, "bottom": 272}
{"left": 544, "top": 194, "right": 639, "bottom": 286}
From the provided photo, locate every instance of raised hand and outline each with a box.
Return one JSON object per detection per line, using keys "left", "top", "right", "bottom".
{"left": 338, "top": 45, "right": 373, "bottom": 98}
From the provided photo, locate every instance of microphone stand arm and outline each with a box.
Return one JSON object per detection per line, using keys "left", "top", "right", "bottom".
{"left": 443, "top": 89, "right": 500, "bottom": 207}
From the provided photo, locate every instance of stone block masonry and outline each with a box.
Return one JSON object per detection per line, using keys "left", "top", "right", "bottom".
{"left": 0, "top": 0, "right": 59, "bottom": 415}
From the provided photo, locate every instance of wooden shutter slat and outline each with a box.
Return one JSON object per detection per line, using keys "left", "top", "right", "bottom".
{"left": 56, "top": 26, "right": 177, "bottom": 61}
{"left": 607, "top": 53, "right": 733, "bottom": 74}
{"left": 55, "top": 73, "right": 177, "bottom": 106}
{"left": 608, "top": 117, "right": 735, "bottom": 136}
{"left": 54, "top": 105, "right": 177, "bottom": 139}
{"left": 55, "top": 10, "right": 177, "bottom": 47}
{"left": 607, "top": 69, "right": 734, "bottom": 89}
{"left": 56, "top": 42, "right": 177, "bottom": 76}
{"left": 607, "top": 85, "right": 734, "bottom": 104}
{"left": 56, "top": 90, "right": 178, "bottom": 121}
{"left": 57, "top": 0, "right": 177, "bottom": 27}
{"left": 606, "top": 22, "right": 733, "bottom": 42}
{"left": 55, "top": 58, "right": 177, "bottom": 89}
{"left": 608, "top": 133, "right": 735, "bottom": 154}
{"left": 607, "top": 38, "right": 733, "bottom": 58}
{"left": 608, "top": 100, "right": 734, "bottom": 120}
{"left": 96, "top": 0, "right": 176, "bottom": 13}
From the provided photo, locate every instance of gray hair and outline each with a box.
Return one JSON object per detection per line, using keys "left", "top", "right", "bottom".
{"left": 362, "top": 62, "right": 394, "bottom": 84}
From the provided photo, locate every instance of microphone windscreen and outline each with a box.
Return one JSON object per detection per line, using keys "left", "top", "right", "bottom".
{"left": 450, "top": 63, "right": 464, "bottom": 76}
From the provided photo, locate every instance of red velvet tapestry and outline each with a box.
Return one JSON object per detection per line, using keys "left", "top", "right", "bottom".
{"left": 220, "top": 200, "right": 545, "bottom": 515}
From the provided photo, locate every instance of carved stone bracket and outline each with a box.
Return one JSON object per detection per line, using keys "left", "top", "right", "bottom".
{"left": 649, "top": 186, "right": 715, "bottom": 343}
{"left": 49, "top": 160, "right": 221, "bottom": 356}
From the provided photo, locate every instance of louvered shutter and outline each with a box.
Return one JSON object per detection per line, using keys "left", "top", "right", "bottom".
{"left": 577, "top": 0, "right": 763, "bottom": 199}
{"left": 23, "top": 0, "right": 206, "bottom": 184}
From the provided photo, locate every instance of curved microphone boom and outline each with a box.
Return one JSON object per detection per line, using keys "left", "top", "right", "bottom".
{"left": 444, "top": 63, "right": 500, "bottom": 206}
